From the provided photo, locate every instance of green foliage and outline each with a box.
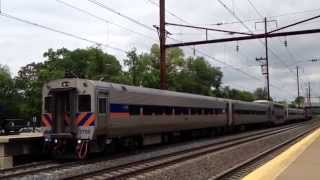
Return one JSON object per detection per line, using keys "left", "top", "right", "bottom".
{"left": 0, "top": 65, "right": 23, "bottom": 118}
{"left": 2, "top": 43, "right": 271, "bottom": 119}
{"left": 217, "top": 86, "right": 256, "bottom": 102}
{"left": 294, "top": 96, "right": 305, "bottom": 107}
{"left": 123, "top": 45, "right": 223, "bottom": 96}
{"left": 254, "top": 88, "right": 268, "bottom": 100}
{"left": 14, "top": 47, "right": 122, "bottom": 120}
{"left": 172, "top": 57, "right": 222, "bottom": 96}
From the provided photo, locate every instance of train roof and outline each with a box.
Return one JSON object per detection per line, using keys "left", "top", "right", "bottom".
{"left": 45, "top": 78, "right": 267, "bottom": 106}
{"left": 87, "top": 78, "right": 229, "bottom": 102}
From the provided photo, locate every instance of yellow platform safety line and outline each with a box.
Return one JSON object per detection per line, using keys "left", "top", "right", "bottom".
{"left": 243, "top": 128, "right": 320, "bottom": 180}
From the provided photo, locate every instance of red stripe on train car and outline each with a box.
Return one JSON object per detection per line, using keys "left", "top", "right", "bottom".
{"left": 110, "top": 112, "right": 130, "bottom": 118}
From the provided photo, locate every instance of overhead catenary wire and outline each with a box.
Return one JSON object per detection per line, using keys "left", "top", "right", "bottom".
{"left": 244, "top": 0, "right": 309, "bottom": 92}
{"left": 89, "top": 0, "right": 279, "bottom": 93}
{"left": 246, "top": 0, "right": 264, "bottom": 20}
{"left": 168, "top": 37, "right": 290, "bottom": 91}
{"left": 217, "top": 0, "right": 297, "bottom": 77}
{"left": 148, "top": 0, "right": 284, "bottom": 91}
{"left": 145, "top": 0, "right": 265, "bottom": 81}
{"left": 87, "top": 0, "right": 156, "bottom": 32}
{"left": 204, "top": 7, "right": 320, "bottom": 26}
{"left": 216, "top": 0, "right": 300, "bottom": 97}
{"left": 0, "top": 12, "right": 127, "bottom": 53}
{"left": 55, "top": 0, "right": 158, "bottom": 42}
{"left": 146, "top": 0, "right": 190, "bottom": 25}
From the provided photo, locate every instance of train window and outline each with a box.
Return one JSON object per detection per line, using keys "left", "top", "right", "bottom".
{"left": 191, "top": 108, "right": 197, "bottom": 115}
{"left": 129, "top": 105, "right": 140, "bottom": 115}
{"left": 215, "top": 109, "right": 223, "bottom": 115}
{"left": 204, "top": 109, "right": 213, "bottom": 115}
{"left": 175, "top": 107, "right": 188, "bottom": 115}
{"left": 143, "top": 106, "right": 153, "bottom": 115}
{"left": 191, "top": 108, "right": 202, "bottom": 115}
{"left": 44, "top": 97, "right": 53, "bottom": 113}
{"left": 98, "top": 98, "right": 107, "bottom": 113}
{"left": 154, "top": 106, "right": 164, "bottom": 115}
{"left": 165, "top": 107, "right": 173, "bottom": 115}
{"left": 78, "top": 95, "right": 91, "bottom": 112}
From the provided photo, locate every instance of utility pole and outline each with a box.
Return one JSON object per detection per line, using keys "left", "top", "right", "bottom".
{"left": 255, "top": 17, "right": 271, "bottom": 101}
{"left": 264, "top": 17, "right": 270, "bottom": 101}
{"left": 256, "top": 57, "right": 268, "bottom": 99}
{"left": 308, "top": 81, "right": 311, "bottom": 106}
{"left": 159, "top": 0, "right": 166, "bottom": 89}
{"left": 296, "top": 66, "right": 300, "bottom": 97}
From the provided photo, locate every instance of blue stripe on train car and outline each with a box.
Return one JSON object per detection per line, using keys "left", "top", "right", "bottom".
{"left": 110, "top": 104, "right": 129, "bottom": 113}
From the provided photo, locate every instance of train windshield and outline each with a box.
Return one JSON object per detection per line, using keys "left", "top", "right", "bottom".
{"left": 78, "top": 95, "right": 91, "bottom": 112}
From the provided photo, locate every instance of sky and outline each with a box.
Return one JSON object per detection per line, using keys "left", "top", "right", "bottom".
{"left": 0, "top": 0, "right": 320, "bottom": 102}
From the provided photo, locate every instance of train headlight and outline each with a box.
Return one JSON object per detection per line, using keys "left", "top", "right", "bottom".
{"left": 54, "top": 139, "right": 58, "bottom": 143}
{"left": 77, "top": 139, "right": 82, "bottom": 144}
{"left": 45, "top": 138, "right": 49, "bottom": 142}
{"left": 10, "top": 122, "right": 15, "bottom": 127}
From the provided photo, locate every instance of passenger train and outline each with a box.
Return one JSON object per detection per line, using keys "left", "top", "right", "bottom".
{"left": 42, "top": 78, "right": 312, "bottom": 159}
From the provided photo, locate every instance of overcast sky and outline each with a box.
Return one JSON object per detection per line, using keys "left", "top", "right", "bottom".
{"left": 0, "top": 0, "right": 319, "bottom": 102}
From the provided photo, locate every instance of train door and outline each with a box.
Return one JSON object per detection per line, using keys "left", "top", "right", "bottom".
{"left": 268, "top": 105, "right": 272, "bottom": 123}
{"left": 96, "top": 91, "right": 109, "bottom": 130}
{"left": 51, "top": 90, "right": 76, "bottom": 133}
{"left": 227, "top": 102, "right": 233, "bottom": 127}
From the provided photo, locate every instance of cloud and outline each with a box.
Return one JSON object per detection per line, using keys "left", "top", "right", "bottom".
{"left": 0, "top": 0, "right": 319, "bottom": 101}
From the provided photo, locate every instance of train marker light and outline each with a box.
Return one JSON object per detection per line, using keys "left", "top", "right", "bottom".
{"left": 61, "top": 81, "right": 70, "bottom": 87}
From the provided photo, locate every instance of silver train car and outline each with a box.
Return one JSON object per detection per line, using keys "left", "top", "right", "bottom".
{"left": 42, "top": 78, "right": 309, "bottom": 158}
{"left": 287, "top": 108, "right": 305, "bottom": 121}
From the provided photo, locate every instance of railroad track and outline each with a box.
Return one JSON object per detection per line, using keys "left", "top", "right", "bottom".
{"left": 66, "top": 122, "right": 314, "bottom": 180}
{"left": 212, "top": 122, "right": 319, "bottom": 180}
{"left": 2, "top": 121, "right": 315, "bottom": 179}
{"left": 0, "top": 160, "right": 77, "bottom": 179}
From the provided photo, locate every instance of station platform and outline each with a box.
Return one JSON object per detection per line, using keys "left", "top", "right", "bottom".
{"left": 243, "top": 125, "right": 320, "bottom": 180}
{"left": 0, "top": 132, "right": 43, "bottom": 169}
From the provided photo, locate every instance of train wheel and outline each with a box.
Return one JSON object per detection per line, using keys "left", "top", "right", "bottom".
{"left": 76, "top": 141, "right": 88, "bottom": 159}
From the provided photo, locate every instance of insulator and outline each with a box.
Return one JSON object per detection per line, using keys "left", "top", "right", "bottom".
{"left": 284, "top": 40, "right": 288, "bottom": 47}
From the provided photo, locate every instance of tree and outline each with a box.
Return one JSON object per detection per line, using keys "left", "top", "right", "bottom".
{"left": 0, "top": 65, "right": 23, "bottom": 118}
{"left": 123, "top": 44, "right": 223, "bottom": 96}
{"left": 15, "top": 47, "right": 123, "bottom": 119}
{"left": 294, "top": 96, "right": 305, "bottom": 107}
{"left": 173, "top": 57, "right": 222, "bottom": 96}
{"left": 218, "top": 86, "right": 256, "bottom": 102}
{"left": 254, "top": 88, "right": 268, "bottom": 100}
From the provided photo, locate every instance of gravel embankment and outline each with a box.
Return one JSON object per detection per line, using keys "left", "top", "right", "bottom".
{"left": 129, "top": 123, "right": 318, "bottom": 180}
{"left": 15, "top": 121, "right": 316, "bottom": 180}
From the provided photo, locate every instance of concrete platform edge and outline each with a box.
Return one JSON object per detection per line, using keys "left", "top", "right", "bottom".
{"left": 242, "top": 127, "right": 320, "bottom": 180}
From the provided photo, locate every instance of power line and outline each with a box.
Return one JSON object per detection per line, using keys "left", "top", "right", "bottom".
{"left": 217, "top": 0, "right": 301, "bottom": 98}
{"left": 217, "top": 0, "right": 296, "bottom": 77}
{"left": 0, "top": 12, "right": 127, "bottom": 53}
{"left": 149, "top": 0, "right": 281, "bottom": 92}
{"left": 147, "top": 0, "right": 266, "bottom": 84}
{"left": 146, "top": 0, "right": 190, "bottom": 24}
{"left": 56, "top": 0, "right": 158, "bottom": 42}
{"left": 246, "top": 0, "right": 264, "bottom": 19}
{"left": 87, "top": 0, "right": 156, "bottom": 32}
{"left": 244, "top": 0, "right": 308, "bottom": 88}
{"left": 203, "top": 7, "right": 320, "bottom": 27}
{"left": 168, "top": 36, "right": 264, "bottom": 82}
